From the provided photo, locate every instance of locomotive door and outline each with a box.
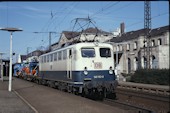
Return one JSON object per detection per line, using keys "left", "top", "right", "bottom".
{"left": 67, "top": 49, "right": 72, "bottom": 79}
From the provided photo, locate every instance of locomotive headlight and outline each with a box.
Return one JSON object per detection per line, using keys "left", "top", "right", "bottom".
{"left": 84, "top": 67, "right": 88, "bottom": 75}
{"left": 109, "top": 66, "right": 113, "bottom": 74}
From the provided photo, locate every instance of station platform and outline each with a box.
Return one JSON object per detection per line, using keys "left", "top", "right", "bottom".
{"left": 0, "top": 79, "right": 35, "bottom": 113}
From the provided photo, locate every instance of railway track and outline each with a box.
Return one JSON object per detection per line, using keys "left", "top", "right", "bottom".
{"left": 104, "top": 98, "right": 153, "bottom": 113}
{"left": 116, "top": 88, "right": 169, "bottom": 103}
{"left": 111, "top": 88, "right": 170, "bottom": 113}
{"left": 17, "top": 77, "right": 170, "bottom": 113}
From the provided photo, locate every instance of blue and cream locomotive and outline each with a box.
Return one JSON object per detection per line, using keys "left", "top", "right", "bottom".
{"left": 37, "top": 42, "right": 117, "bottom": 99}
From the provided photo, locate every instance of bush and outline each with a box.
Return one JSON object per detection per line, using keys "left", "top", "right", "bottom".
{"left": 130, "top": 69, "right": 169, "bottom": 85}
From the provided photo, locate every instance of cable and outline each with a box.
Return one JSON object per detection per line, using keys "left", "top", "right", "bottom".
{"left": 126, "top": 12, "right": 169, "bottom": 29}
{"left": 53, "top": 2, "right": 79, "bottom": 32}
{"left": 90, "top": 1, "right": 120, "bottom": 18}
{"left": 104, "top": 2, "right": 135, "bottom": 15}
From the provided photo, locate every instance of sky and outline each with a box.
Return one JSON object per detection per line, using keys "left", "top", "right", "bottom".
{"left": 0, "top": 1, "right": 169, "bottom": 62}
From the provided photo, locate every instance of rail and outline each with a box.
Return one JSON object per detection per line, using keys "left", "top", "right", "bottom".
{"left": 104, "top": 98, "right": 153, "bottom": 113}
{"left": 117, "top": 81, "right": 170, "bottom": 96}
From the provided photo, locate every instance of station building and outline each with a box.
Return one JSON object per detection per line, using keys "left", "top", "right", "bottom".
{"left": 109, "top": 25, "right": 169, "bottom": 74}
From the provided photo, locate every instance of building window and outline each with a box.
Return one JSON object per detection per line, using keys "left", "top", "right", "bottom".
{"left": 117, "top": 45, "right": 119, "bottom": 51}
{"left": 142, "top": 56, "right": 147, "bottom": 69}
{"left": 134, "top": 41, "right": 137, "bottom": 50}
{"left": 128, "top": 58, "right": 131, "bottom": 73}
{"left": 134, "top": 57, "right": 138, "bottom": 71}
{"left": 151, "top": 55, "right": 157, "bottom": 69}
{"left": 143, "top": 40, "right": 147, "bottom": 47}
{"left": 158, "top": 39, "right": 162, "bottom": 45}
{"left": 151, "top": 40, "right": 155, "bottom": 46}
{"left": 127, "top": 44, "right": 130, "bottom": 51}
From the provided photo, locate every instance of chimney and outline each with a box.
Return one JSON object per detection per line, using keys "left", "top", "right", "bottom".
{"left": 120, "top": 22, "right": 125, "bottom": 35}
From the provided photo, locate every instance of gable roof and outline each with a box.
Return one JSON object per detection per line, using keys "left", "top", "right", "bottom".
{"left": 150, "top": 25, "right": 169, "bottom": 37}
{"left": 109, "top": 25, "right": 169, "bottom": 43}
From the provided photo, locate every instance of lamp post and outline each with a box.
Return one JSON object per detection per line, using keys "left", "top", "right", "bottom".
{"left": 0, "top": 27, "right": 23, "bottom": 91}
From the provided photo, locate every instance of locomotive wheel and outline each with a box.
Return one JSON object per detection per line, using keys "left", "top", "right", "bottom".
{"left": 106, "top": 92, "right": 117, "bottom": 100}
{"left": 35, "top": 79, "right": 39, "bottom": 84}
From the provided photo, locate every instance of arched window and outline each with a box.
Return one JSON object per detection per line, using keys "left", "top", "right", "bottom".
{"left": 127, "top": 44, "right": 130, "bottom": 51}
{"left": 151, "top": 40, "right": 155, "bottom": 46}
{"left": 151, "top": 55, "right": 157, "bottom": 69}
{"left": 134, "top": 57, "right": 138, "bottom": 71}
{"left": 143, "top": 40, "right": 147, "bottom": 48}
{"left": 142, "top": 56, "right": 147, "bottom": 69}
{"left": 128, "top": 58, "right": 131, "bottom": 73}
{"left": 117, "top": 45, "right": 119, "bottom": 51}
{"left": 158, "top": 39, "right": 162, "bottom": 45}
{"left": 134, "top": 41, "right": 137, "bottom": 50}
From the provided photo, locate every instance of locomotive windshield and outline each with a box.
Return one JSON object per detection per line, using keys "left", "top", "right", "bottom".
{"left": 81, "top": 48, "right": 95, "bottom": 57}
{"left": 100, "top": 48, "right": 111, "bottom": 57}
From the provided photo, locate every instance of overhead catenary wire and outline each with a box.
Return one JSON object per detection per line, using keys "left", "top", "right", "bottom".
{"left": 53, "top": 2, "right": 79, "bottom": 32}
{"left": 103, "top": 2, "right": 135, "bottom": 16}
{"left": 126, "top": 12, "right": 169, "bottom": 29}
{"left": 38, "top": 2, "right": 78, "bottom": 45}
{"left": 90, "top": 1, "right": 120, "bottom": 18}
{"left": 21, "top": 2, "right": 168, "bottom": 53}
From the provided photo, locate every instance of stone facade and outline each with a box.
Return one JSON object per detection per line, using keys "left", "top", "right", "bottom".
{"left": 109, "top": 25, "right": 169, "bottom": 74}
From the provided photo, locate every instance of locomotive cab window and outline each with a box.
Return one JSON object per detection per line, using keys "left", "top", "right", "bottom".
{"left": 81, "top": 48, "right": 95, "bottom": 57}
{"left": 100, "top": 48, "right": 111, "bottom": 57}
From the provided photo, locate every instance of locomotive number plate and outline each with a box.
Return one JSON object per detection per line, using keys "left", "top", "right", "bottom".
{"left": 94, "top": 62, "right": 102, "bottom": 69}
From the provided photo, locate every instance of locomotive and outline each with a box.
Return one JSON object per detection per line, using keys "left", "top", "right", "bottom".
{"left": 35, "top": 42, "right": 118, "bottom": 99}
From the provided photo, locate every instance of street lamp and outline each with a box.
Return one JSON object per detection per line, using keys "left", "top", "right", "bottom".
{"left": 0, "top": 27, "right": 23, "bottom": 92}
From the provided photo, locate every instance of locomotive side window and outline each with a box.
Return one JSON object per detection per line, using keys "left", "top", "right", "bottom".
{"left": 63, "top": 50, "right": 67, "bottom": 60}
{"left": 41, "top": 57, "right": 43, "bottom": 63}
{"left": 58, "top": 51, "right": 62, "bottom": 60}
{"left": 69, "top": 49, "right": 72, "bottom": 58}
{"left": 100, "top": 48, "right": 111, "bottom": 57}
{"left": 44, "top": 56, "right": 46, "bottom": 63}
{"left": 50, "top": 54, "right": 53, "bottom": 62}
{"left": 81, "top": 48, "right": 95, "bottom": 57}
{"left": 47, "top": 55, "right": 49, "bottom": 62}
{"left": 54, "top": 52, "right": 57, "bottom": 61}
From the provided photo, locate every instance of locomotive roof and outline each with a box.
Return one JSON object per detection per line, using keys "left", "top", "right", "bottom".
{"left": 40, "top": 42, "right": 112, "bottom": 56}
{"left": 62, "top": 27, "right": 112, "bottom": 40}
